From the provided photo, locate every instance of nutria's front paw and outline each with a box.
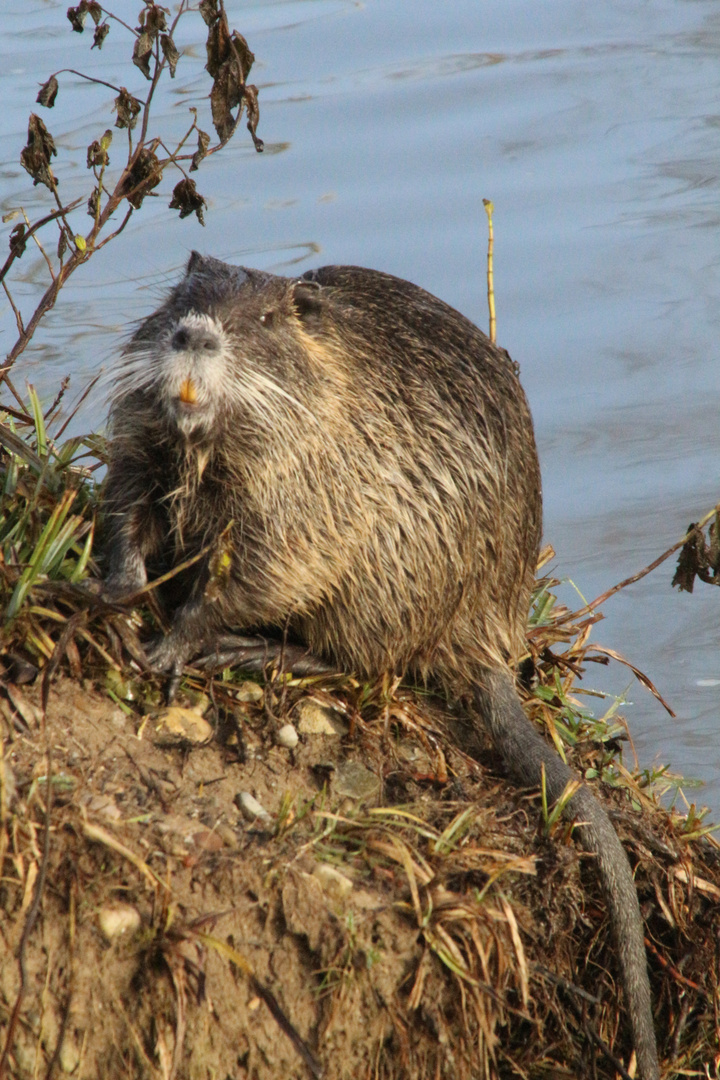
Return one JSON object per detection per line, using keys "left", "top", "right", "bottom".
{"left": 145, "top": 635, "right": 193, "bottom": 674}
{"left": 144, "top": 635, "right": 198, "bottom": 703}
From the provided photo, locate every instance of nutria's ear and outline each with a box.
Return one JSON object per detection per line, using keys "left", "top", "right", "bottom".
{"left": 291, "top": 279, "right": 324, "bottom": 324}
{"left": 186, "top": 251, "right": 205, "bottom": 276}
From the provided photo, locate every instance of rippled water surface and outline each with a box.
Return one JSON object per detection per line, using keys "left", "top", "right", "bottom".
{"left": 3, "top": 0, "right": 720, "bottom": 810}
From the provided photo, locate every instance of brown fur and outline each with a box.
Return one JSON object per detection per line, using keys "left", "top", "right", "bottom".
{"left": 104, "top": 254, "right": 658, "bottom": 1078}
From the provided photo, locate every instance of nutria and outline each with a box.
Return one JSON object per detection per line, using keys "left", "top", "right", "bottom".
{"left": 103, "top": 253, "right": 659, "bottom": 1079}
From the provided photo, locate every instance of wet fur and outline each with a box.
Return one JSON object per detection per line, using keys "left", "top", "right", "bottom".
{"left": 104, "top": 254, "right": 658, "bottom": 1078}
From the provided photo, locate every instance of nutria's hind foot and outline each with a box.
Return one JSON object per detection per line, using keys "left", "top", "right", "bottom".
{"left": 194, "top": 634, "right": 335, "bottom": 677}
{"left": 145, "top": 632, "right": 334, "bottom": 703}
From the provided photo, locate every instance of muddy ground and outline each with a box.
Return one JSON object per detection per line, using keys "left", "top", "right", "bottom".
{"left": 0, "top": 662, "right": 719, "bottom": 1079}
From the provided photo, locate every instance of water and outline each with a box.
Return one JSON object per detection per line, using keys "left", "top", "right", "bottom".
{"left": 3, "top": 0, "right": 720, "bottom": 812}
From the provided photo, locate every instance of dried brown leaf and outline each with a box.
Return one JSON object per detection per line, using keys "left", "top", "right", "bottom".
{"left": 20, "top": 113, "right": 58, "bottom": 189}
{"left": 120, "top": 147, "right": 162, "bottom": 209}
{"left": 133, "top": 31, "right": 154, "bottom": 79}
{"left": 244, "top": 83, "right": 264, "bottom": 152}
{"left": 190, "top": 128, "right": 210, "bottom": 172}
{"left": 205, "top": 10, "right": 231, "bottom": 78}
{"left": 114, "top": 88, "right": 142, "bottom": 131}
{"left": 86, "top": 138, "right": 109, "bottom": 169}
{"left": 231, "top": 31, "right": 256, "bottom": 82}
{"left": 9, "top": 224, "right": 26, "bottom": 257}
{"left": 672, "top": 521, "right": 720, "bottom": 592}
{"left": 198, "top": 0, "right": 218, "bottom": 26}
{"left": 169, "top": 178, "right": 206, "bottom": 225}
{"left": 92, "top": 22, "right": 110, "bottom": 49}
{"left": 36, "top": 76, "right": 59, "bottom": 109}
{"left": 204, "top": 13, "right": 260, "bottom": 147}
{"left": 161, "top": 33, "right": 179, "bottom": 77}
{"left": 87, "top": 186, "right": 100, "bottom": 218}
{"left": 140, "top": 3, "right": 168, "bottom": 37}
{"left": 67, "top": 2, "right": 102, "bottom": 32}
{"left": 66, "top": 4, "right": 88, "bottom": 33}
{"left": 209, "top": 67, "right": 238, "bottom": 143}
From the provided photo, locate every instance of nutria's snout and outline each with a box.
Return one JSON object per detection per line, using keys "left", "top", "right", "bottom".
{"left": 161, "top": 311, "right": 227, "bottom": 436}
{"left": 171, "top": 321, "right": 223, "bottom": 355}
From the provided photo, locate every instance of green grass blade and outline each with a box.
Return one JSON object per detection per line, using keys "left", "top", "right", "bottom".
{"left": 5, "top": 490, "right": 77, "bottom": 622}
{"left": 69, "top": 518, "right": 95, "bottom": 582}
{"left": 27, "top": 385, "right": 48, "bottom": 459}
{"left": 0, "top": 422, "right": 44, "bottom": 474}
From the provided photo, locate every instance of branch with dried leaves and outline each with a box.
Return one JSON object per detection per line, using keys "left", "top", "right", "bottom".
{"left": 1, "top": 0, "right": 263, "bottom": 391}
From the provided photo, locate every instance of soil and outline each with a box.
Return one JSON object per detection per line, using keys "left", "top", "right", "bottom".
{"left": 0, "top": 665, "right": 719, "bottom": 1080}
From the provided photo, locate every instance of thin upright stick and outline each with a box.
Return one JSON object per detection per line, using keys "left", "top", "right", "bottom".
{"left": 483, "top": 198, "right": 496, "bottom": 343}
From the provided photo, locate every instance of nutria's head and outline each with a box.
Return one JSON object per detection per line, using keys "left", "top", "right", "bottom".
{"left": 111, "top": 253, "right": 329, "bottom": 443}
{"left": 149, "top": 308, "right": 232, "bottom": 438}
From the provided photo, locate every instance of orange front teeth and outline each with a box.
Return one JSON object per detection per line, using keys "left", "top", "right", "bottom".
{"left": 179, "top": 377, "right": 198, "bottom": 404}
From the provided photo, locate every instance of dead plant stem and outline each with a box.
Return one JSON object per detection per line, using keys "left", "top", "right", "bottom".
{"left": 564, "top": 503, "right": 720, "bottom": 624}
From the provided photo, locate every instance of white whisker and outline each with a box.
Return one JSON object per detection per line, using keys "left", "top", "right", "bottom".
{"left": 230, "top": 367, "right": 317, "bottom": 423}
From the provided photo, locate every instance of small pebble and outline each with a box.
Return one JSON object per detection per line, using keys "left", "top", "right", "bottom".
{"left": 276, "top": 723, "right": 299, "bottom": 749}
{"left": 237, "top": 791, "right": 272, "bottom": 824}
{"left": 334, "top": 760, "right": 380, "bottom": 800}
{"left": 295, "top": 699, "right": 349, "bottom": 735}
{"left": 235, "top": 680, "right": 264, "bottom": 703}
{"left": 314, "top": 863, "right": 353, "bottom": 899}
{"left": 153, "top": 707, "right": 214, "bottom": 745}
{"left": 98, "top": 904, "right": 142, "bottom": 941}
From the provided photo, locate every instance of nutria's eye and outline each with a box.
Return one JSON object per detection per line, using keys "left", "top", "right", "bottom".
{"left": 260, "top": 311, "right": 275, "bottom": 327}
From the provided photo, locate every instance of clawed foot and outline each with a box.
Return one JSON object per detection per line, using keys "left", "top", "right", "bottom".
{"left": 144, "top": 635, "right": 196, "bottom": 703}
{"left": 194, "top": 634, "right": 334, "bottom": 677}
{"left": 142, "top": 632, "right": 335, "bottom": 703}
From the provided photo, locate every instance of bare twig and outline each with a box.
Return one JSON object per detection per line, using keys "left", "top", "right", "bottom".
{"left": 5, "top": 253, "right": 87, "bottom": 370}
{"left": 94, "top": 206, "right": 133, "bottom": 251}
{"left": 1, "top": 373, "right": 32, "bottom": 415}
{"left": 43, "top": 376, "right": 71, "bottom": 423}
{"left": 562, "top": 503, "right": 720, "bottom": 624}
{"left": 644, "top": 936, "right": 708, "bottom": 998}
{"left": 102, "top": 10, "right": 141, "bottom": 38}
{"left": 43, "top": 68, "right": 143, "bottom": 101}
{"left": 482, "top": 198, "right": 496, "bottom": 344}
{"left": 2, "top": 281, "right": 24, "bottom": 336}
{"left": 0, "top": 199, "right": 83, "bottom": 285}
{"left": 53, "top": 373, "right": 101, "bottom": 440}
{"left": 22, "top": 209, "right": 56, "bottom": 281}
